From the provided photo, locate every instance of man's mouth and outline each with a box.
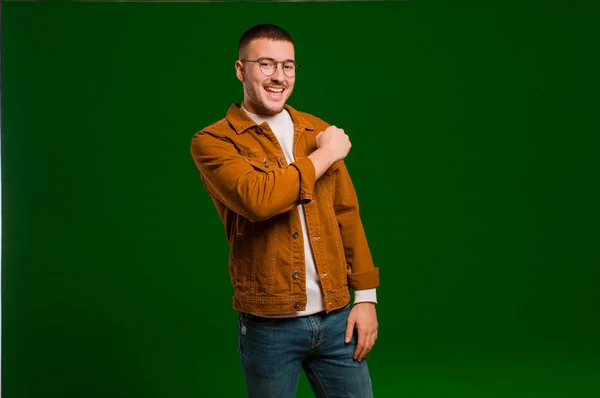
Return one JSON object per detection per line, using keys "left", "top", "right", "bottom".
{"left": 264, "top": 86, "right": 285, "bottom": 94}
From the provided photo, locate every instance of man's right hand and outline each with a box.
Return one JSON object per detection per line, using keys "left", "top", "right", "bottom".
{"left": 316, "top": 125, "right": 352, "bottom": 162}
{"left": 308, "top": 126, "right": 351, "bottom": 180}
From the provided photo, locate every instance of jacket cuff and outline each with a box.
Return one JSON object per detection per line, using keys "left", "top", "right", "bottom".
{"left": 347, "top": 267, "right": 380, "bottom": 290}
{"left": 291, "top": 157, "right": 316, "bottom": 203}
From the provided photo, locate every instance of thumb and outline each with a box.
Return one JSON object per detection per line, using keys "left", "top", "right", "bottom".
{"left": 345, "top": 317, "right": 355, "bottom": 343}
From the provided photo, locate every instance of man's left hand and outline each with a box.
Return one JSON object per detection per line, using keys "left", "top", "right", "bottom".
{"left": 344, "top": 302, "right": 378, "bottom": 362}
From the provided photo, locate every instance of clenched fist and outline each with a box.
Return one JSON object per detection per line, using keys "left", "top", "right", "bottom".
{"left": 315, "top": 125, "right": 352, "bottom": 162}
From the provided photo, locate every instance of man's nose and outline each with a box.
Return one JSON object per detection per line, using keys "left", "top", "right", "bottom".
{"left": 271, "top": 63, "right": 286, "bottom": 82}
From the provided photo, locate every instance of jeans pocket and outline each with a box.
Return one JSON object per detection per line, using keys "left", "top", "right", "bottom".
{"left": 341, "top": 300, "right": 352, "bottom": 311}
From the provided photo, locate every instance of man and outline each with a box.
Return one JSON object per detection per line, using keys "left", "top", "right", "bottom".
{"left": 190, "top": 24, "right": 380, "bottom": 398}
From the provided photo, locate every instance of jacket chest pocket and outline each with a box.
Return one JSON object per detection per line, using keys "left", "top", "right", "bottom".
{"left": 318, "top": 160, "right": 341, "bottom": 196}
{"left": 325, "top": 160, "right": 340, "bottom": 176}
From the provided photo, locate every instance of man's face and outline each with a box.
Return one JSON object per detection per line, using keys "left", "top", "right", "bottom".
{"left": 236, "top": 38, "right": 296, "bottom": 116}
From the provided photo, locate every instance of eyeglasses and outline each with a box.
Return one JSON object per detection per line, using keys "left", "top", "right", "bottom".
{"left": 240, "top": 57, "right": 297, "bottom": 77}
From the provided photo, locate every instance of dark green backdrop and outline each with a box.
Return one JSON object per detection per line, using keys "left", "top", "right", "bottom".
{"left": 2, "top": 1, "right": 599, "bottom": 397}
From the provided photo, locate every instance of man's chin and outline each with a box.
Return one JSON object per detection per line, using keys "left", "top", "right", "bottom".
{"left": 259, "top": 102, "right": 286, "bottom": 116}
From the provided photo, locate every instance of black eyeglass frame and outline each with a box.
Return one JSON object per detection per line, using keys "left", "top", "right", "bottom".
{"left": 240, "top": 57, "right": 299, "bottom": 77}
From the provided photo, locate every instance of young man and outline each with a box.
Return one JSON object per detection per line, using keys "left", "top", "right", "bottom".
{"left": 190, "top": 24, "right": 380, "bottom": 398}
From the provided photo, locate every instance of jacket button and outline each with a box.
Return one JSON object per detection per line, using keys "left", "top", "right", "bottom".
{"left": 292, "top": 271, "right": 300, "bottom": 279}
{"left": 263, "top": 161, "right": 269, "bottom": 168}
{"left": 292, "top": 231, "right": 299, "bottom": 239}
{"left": 256, "top": 126, "right": 263, "bottom": 134}
{"left": 280, "top": 157, "right": 285, "bottom": 165}
{"left": 294, "top": 301, "right": 301, "bottom": 309}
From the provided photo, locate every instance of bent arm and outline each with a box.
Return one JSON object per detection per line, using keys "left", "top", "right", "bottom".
{"left": 191, "top": 130, "right": 333, "bottom": 222}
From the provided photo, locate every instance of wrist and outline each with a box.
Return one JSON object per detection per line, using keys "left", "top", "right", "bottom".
{"left": 308, "top": 147, "right": 338, "bottom": 181}
{"left": 313, "top": 147, "right": 337, "bottom": 165}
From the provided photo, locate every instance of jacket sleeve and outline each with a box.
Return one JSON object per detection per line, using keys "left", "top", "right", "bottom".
{"left": 190, "top": 130, "right": 316, "bottom": 222}
{"left": 331, "top": 160, "right": 380, "bottom": 291}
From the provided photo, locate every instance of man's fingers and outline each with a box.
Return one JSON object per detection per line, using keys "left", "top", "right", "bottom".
{"left": 345, "top": 318, "right": 355, "bottom": 343}
{"left": 356, "top": 330, "right": 378, "bottom": 362}
{"left": 354, "top": 329, "right": 368, "bottom": 360}
{"left": 366, "top": 333, "right": 377, "bottom": 357}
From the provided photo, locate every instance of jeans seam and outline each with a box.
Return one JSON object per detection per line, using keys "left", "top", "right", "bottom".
{"left": 306, "top": 362, "right": 330, "bottom": 398}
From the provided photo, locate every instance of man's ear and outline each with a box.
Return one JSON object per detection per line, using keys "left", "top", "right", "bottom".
{"left": 235, "top": 60, "right": 244, "bottom": 83}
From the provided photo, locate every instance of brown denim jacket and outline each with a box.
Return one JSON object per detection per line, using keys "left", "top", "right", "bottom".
{"left": 190, "top": 103, "right": 379, "bottom": 314}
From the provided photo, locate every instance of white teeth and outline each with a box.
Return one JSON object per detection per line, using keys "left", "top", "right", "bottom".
{"left": 265, "top": 87, "right": 284, "bottom": 93}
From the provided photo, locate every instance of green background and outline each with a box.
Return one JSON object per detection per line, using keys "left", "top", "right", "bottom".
{"left": 2, "top": 1, "right": 599, "bottom": 397}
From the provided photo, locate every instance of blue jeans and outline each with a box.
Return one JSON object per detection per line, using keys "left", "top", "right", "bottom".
{"left": 237, "top": 302, "right": 374, "bottom": 398}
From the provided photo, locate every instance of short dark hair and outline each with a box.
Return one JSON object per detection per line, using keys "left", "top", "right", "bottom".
{"left": 238, "top": 24, "right": 294, "bottom": 58}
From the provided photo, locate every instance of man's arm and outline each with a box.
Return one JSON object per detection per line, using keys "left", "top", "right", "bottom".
{"left": 309, "top": 147, "right": 337, "bottom": 180}
{"left": 190, "top": 130, "right": 336, "bottom": 222}
{"left": 331, "top": 159, "right": 380, "bottom": 362}
{"left": 332, "top": 160, "right": 380, "bottom": 290}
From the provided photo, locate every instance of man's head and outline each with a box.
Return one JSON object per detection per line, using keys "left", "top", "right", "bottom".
{"left": 235, "top": 24, "right": 296, "bottom": 116}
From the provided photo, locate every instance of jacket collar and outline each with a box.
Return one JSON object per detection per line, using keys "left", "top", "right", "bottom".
{"left": 225, "top": 103, "right": 315, "bottom": 134}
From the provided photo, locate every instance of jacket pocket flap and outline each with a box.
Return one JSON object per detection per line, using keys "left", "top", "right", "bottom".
{"left": 243, "top": 156, "right": 272, "bottom": 172}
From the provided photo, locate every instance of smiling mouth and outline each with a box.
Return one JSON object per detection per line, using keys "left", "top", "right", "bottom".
{"left": 264, "top": 86, "right": 285, "bottom": 94}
